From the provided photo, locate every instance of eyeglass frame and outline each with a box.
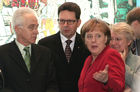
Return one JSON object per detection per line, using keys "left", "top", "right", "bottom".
{"left": 110, "top": 37, "right": 123, "bottom": 42}
{"left": 57, "top": 19, "right": 78, "bottom": 25}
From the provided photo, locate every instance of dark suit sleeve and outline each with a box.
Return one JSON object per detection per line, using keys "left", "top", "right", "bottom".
{"left": 38, "top": 38, "right": 47, "bottom": 46}
{"left": 0, "top": 88, "right": 15, "bottom": 92}
{"left": 38, "top": 39, "right": 42, "bottom": 45}
{"left": 0, "top": 69, "right": 4, "bottom": 89}
{"left": 45, "top": 49, "right": 59, "bottom": 92}
{"left": 0, "top": 73, "right": 3, "bottom": 89}
{"left": 0, "top": 63, "right": 4, "bottom": 90}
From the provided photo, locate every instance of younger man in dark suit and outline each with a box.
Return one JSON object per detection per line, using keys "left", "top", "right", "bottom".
{"left": 127, "top": 7, "right": 140, "bottom": 56}
{"left": 38, "top": 2, "right": 90, "bottom": 92}
{"left": 0, "top": 7, "right": 58, "bottom": 92}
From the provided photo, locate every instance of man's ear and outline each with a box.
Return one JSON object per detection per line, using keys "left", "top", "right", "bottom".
{"left": 77, "top": 19, "right": 81, "bottom": 27}
{"left": 131, "top": 20, "right": 139, "bottom": 26}
{"left": 14, "top": 26, "right": 18, "bottom": 33}
{"left": 14, "top": 25, "right": 22, "bottom": 34}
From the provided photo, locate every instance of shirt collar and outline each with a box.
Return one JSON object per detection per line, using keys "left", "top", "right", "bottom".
{"left": 15, "top": 39, "right": 31, "bottom": 55}
{"left": 60, "top": 33, "right": 76, "bottom": 44}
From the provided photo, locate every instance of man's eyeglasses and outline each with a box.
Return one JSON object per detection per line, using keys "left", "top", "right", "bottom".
{"left": 57, "top": 19, "right": 77, "bottom": 25}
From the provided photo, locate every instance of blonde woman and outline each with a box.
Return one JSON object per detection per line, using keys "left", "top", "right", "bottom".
{"left": 110, "top": 22, "right": 140, "bottom": 92}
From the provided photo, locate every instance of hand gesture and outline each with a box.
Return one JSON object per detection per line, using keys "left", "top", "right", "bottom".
{"left": 93, "top": 64, "right": 109, "bottom": 83}
{"left": 119, "top": 48, "right": 128, "bottom": 62}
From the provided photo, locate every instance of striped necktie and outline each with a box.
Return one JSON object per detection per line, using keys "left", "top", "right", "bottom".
{"left": 65, "top": 40, "right": 72, "bottom": 62}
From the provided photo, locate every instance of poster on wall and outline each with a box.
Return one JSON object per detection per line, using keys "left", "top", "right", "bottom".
{"left": 0, "top": 0, "right": 136, "bottom": 45}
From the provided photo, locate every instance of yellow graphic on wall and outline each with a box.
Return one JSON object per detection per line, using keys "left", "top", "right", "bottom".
{"left": 41, "top": 18, "right": 56, "bottom": 37}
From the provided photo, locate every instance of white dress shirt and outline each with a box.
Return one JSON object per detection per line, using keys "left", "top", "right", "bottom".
{"left": 15, "top": 40, "right": 31, "bottom": 58}
{"left": 60, "top": 33, "right": 76, "bottom": 52}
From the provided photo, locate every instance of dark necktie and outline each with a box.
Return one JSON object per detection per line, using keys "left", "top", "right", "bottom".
{"left": 131, "top": 40, "right": 136, "bottom": 55}
{"left": 65, "top": 40, "right": 72, "bottom": 62}
{"left": 23, "top": 47, "right": 31, "bottom": 71}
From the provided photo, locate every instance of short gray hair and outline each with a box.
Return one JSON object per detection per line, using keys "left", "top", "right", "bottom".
{"left": 12, "top": 7, "right": 38, "bottom": 28}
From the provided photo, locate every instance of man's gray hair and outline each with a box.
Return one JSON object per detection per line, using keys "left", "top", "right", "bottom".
{"left": 12, "top": 7, "right": 38, "bottom": 28}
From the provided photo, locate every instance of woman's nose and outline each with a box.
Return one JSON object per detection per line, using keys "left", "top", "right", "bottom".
{"left": 91, "top": 36, "right": 96, "bottom": 42}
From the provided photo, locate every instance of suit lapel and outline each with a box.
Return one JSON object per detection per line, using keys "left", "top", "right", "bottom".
{"left": 8, "top": 41, "right": 29, "bottom": 73}
{"left": 54, "top": 32, "right": 67, "bottom": 60}
{"left": 70, "top": 33, "right": 82, "bottom": 59}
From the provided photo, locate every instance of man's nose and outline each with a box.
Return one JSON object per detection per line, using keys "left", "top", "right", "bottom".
{"left": 63, "top": 21, "right": 69, "bottom": 26}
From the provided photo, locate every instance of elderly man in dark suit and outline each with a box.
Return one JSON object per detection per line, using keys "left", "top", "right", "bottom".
{"left": 0, "top": 7, "right": 58, "bottom": 92}
{"left": 38, "top": 2, "right": 90, "bottom": 92}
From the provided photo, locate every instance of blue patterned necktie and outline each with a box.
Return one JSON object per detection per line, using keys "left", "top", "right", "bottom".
{"left": 23, "top": 47, "right": 31, "bottom": 71}
{"left": 65, "top": 40, "right": 72, "bottom": 62}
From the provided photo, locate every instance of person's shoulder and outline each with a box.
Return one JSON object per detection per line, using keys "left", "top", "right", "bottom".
{"left": 75, "top": 33, "right": 84, "bottom": 44}
{"left": 104, "top": 45, "right": 119, "bottom": 55}
{"left": 76, "top": 33, "right": 82, "bottom": 39}
{"left": 104, "top": 46, "right": 124, "bottom": 66}
{"left": 32, "top": 44, "right": 53, "bottom": 58}
{"left": 0, "top": 42, "right": 15, "bottom": 57}
{"left": 0, "top": 41, "right": 14, "bottom": 51}
{"left": 42, "top": 34, "right": 56, "bottom": 40}
{"left": 33, "top": 44, "right": 51, "bottom": 51}
{"left": 39, "top": 33, "right": 58, "bottom": 44}
{"left": 130, "top": 51, "right": 140, "bottom": 62}
{"left": 102, "top": 46, "right": 123, "bottom": 61}
{"left": 76, "top": 32, "right": 81, "bottom": 36}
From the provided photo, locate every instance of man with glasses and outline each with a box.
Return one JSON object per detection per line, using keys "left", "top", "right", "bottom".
{"left": 38, "top": 2, "right": 90, "bottom": 92}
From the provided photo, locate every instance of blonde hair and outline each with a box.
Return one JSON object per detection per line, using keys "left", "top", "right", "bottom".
{"left": 111, "top": 22, "right": 134, "bottom": 41}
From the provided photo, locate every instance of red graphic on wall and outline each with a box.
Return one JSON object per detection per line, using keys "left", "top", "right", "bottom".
{"left": 12, "top": 0, "right": 39, "bottom": 9}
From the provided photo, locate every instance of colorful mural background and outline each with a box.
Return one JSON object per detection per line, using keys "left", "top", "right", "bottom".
{"left": 0, "top": 0, "right": 136, "bottom": 45}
